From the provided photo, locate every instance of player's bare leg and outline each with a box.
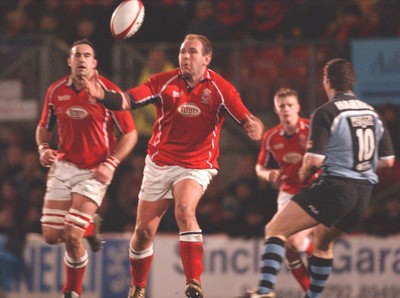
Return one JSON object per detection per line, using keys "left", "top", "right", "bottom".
{"left": 128, "top": 199, "right": 170, "bottom": 298}
{"left": 173, "top": 179, "right": 204, "bottom": 298}
{"left": 248, "top": 201, "right": 318, "bottom": 297}
{"left": 285, "top": 228, "right": 313, "bottom": 292}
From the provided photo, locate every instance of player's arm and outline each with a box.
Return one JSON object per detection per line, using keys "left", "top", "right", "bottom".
{"left": 242, "top": 114, "right": 264, "bottom": 141}
{"left": 35, "top": 125, "right": 59, "bottom": 168}
{"left": 93, "top": 129, "right": 138, "bottom": 185}
{"left": 255, "top": 164, "right": 282, "bottom": 184}
{"left": 83, "top": 70, "right": 157, "bottom": 111}
{"left": 376, "top": 121, "right": 395, "bottom": 169}
{"left": 299, "top": 153, "right": 323, "bottom": 183}
{"left": 83, "top": 72, "right": 131, "bottom": 110}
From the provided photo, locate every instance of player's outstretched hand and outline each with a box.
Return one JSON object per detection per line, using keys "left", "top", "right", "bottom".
{"left": 243, "top": 114, "right": 264, "bottom": 141}
{"left": 82, "top": 69, "right": 105, "bottom": 100}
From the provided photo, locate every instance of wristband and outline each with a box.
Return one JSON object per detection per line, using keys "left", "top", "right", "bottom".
{"left": 101, "top": 90, "right": 123, "bottom": 110}
{"left": 103, "top": 156, "right": 120, "bottom": 170}
{"left": 38, "top": 143, "right": 50, "bottom": 153}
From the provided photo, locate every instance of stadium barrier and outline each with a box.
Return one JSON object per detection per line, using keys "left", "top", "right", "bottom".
{"left": 2, "top": 233, "right": 400, "bottom": 298}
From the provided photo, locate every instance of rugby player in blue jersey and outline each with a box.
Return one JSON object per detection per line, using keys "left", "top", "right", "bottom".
{"left": 246, "top": 58, "right": 395, "bottom": 298}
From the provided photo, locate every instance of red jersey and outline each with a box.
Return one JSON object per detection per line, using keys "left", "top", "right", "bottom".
{"left": 38, "top": 75, "right": 136, "bottom": 169}
{"left": 257, "top": 118, "right": 310, "bottom": 194}
{"left": 127, "top": 68, "right": 251, "bottom": 169}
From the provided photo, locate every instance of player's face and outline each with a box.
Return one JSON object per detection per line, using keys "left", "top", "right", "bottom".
{"left": 68, "top": 44, "right": 98, "bottom": 80}
{"left": 179, "top": 39, "right": 210, "bottom": 81}
{"left": 274, "top": 95, "right": 300, "bottom": 125}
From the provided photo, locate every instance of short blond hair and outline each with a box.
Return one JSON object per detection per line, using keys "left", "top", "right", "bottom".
{"left": 273, "top": 88, "right": 299, "bottom": 105}
{"left": 184, "top": 34, "right": 213, "bottom": 56}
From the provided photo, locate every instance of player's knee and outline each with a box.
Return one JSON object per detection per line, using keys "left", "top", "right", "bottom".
{"left": 134, "top": 225, "right": 155, "bottom": 242}
{"left": 41, "top": 208, "right": 68, "bottom": 245}
{"left": 175, "top": 204, "right": 196, "bottom": 221}
{"left": 42, "top": 227, "right": 63, "bottom": 245}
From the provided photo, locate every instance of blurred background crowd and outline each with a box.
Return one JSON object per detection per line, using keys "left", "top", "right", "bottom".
{"left": 1, "top": 1, "right": 400, "bottom": 278}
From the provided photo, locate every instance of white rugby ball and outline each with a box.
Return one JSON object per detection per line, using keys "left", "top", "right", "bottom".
{"left": 110, "top": 0, "right": 145, "bottom": 40}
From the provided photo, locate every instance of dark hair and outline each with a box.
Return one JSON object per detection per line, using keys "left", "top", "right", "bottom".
{"left": 325, "top": 58, "right": 355, "bottom": 91}
{"left": 71, "top": 39, "right": 96, "bottom": 57}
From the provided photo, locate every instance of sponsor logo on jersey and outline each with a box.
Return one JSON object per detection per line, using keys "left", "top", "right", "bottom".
{"left": 172, "top": 90, "right": 181, "bottom": 98}
{"left": 58, "top": 95, "right": 71, "bottom": 101}
{"left": 201, "top": 88, "right": 211, "bottom": 104}
{"left": 66, "top": 106, "right": 88, "bottom": 119}
{"left": 273, "top": 143, "right": 284, "bottom": 149}
{"left": 177, "top": 103, "right": 201, "bottom": 117}
{"left": 282, "top": 152, "right": 302, "bottom": 164}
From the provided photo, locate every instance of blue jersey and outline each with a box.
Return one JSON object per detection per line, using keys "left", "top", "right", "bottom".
{"left": 307, "top": 92, "right": 394, "bottom": 184}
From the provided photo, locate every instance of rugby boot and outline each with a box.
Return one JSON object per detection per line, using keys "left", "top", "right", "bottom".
{"left": 62, "top": 291, "right": 80, "bottom": 298}
{"left": 244, "top": 289, "right": 276, "bottom": 298}
{"left": 86, "top": 214, "right": 104, "bottom": 252}
{"left": 185, "top": 279, "right": 203, "bottom": 298}
{"left": 127, "top": 285, "right": 146, "bottom": 298}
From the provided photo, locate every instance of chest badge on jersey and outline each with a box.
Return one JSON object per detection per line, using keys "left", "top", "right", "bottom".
{"left": 201, "top": 88, "right": 211, "bottom": 104}
{"left": 177, "top": 103, "right": 201, "bottom": 117}
{"left": 283, "top": 152, "right": 303, "bottom": 164}
{"left": 66, "top": 106, "right": 89, "bottom": 119}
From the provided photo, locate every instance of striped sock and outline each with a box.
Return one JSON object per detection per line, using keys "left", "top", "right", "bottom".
{"left": 306, "top": 256, "right": 333, "bottom": 298}
{"left": 258, "top": 237, "right": 285, "bottom": 294}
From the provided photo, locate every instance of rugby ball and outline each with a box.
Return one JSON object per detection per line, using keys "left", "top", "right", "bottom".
{"left": 110, "top": 0, "right": 145, "bottom": 40}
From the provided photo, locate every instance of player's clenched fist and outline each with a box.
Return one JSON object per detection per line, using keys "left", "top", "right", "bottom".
{"left": 38, "top": 143, "right": 59, "bottom": 167}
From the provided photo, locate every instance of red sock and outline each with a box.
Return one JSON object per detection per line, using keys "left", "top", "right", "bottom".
{"left": 83, "top": 222, "right": 94, "bottom": 237}
{"left": 286, "top": 249, "right": 310, "bottom": 292}
{"left": 63, "top": 256, "right": 87, "bottom": 295}
{"left": 305, "top": 241, "right": 313, "bottom": 256}
{"left": 129, "top": 255, "right": 154, "bottom": 288}
{"left": 179, "top": 241, "right": 203, "bottom": 283}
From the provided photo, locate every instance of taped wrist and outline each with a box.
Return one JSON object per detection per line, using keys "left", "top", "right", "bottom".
{"left": 103, "top": 156, "right": 120, "bottom": 170}
{"left": 38, "top": 143, "right": 50, "bottom": 157}
{"left": 101, "top": 90, "right": 123, "bottom": 110}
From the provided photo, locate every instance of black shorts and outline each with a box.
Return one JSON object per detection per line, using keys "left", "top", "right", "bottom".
{"left": 292, "top": 176, "right": 373, "bottom": 233}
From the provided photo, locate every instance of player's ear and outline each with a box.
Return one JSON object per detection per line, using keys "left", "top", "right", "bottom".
{"left": 93, "top": 58, "right": 98, "bottom": 69}
{"left": 67, "top": 57, "right": 71, "bottom": 67}
{"left": 204, "top": 54, "right": 211, "bottom": 66}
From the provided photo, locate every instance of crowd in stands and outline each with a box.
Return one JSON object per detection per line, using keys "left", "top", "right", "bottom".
{"left": 3, "top": 0, "right": 400, "bottom": 43}
{"left": 1, "top": 1, "right": 400, "bottom": 280}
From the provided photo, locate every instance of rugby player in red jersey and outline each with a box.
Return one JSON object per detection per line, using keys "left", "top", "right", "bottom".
{"left": 36, "top": 39, "right": 137, "bottom": 298}
{"left": 83, "top": 34, "right": 264, "bottom": 298}
{"left": 255, "top": 88, "right": 315, "bottom": 292}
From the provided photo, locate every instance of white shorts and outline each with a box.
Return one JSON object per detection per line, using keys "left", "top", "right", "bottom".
{"left": 139, "top": 155, "right": 218, "bottom": 202}
{"left": 44, "top": 160, "right": 108, "bottom": 206}
{"left": 277, "top": 190, "right": 295, "bottom": 211}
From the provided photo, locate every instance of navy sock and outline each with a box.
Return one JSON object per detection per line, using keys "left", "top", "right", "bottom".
{"left": 257, "top": 237, "right": 285, "bottom": 294}
{"left": 305, "top": 255, "right": 333, "bottom": 298}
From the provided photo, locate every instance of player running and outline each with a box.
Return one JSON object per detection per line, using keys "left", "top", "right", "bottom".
{"left": 36, "top": 39, "right": 137, "bottom": 298}
{"left": 246, "top": 58, "right": 395, "bottom": 298}
{"left": 255, "top": 88, "right": 314, "bottom": 293}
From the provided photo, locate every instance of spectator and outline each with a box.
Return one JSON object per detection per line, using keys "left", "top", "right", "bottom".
{"left": 132, "top": 45, "right": 175, "bottom": 139}
{"left": 187, "top": 0, "right": 232, "bottom": 42}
